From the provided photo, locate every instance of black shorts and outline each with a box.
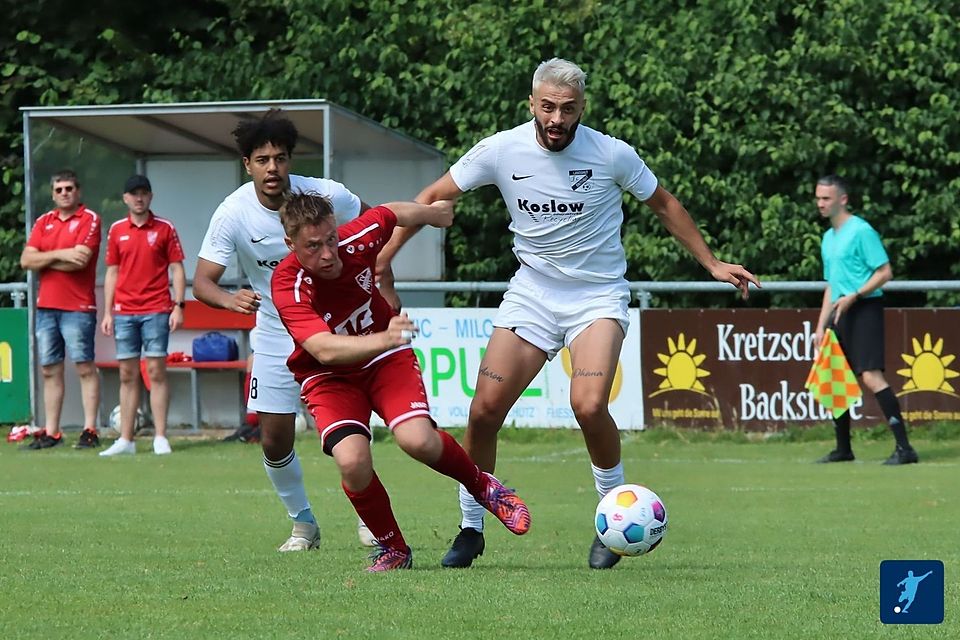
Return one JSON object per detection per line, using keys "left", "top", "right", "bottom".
{"left": 831, "top": 297, "right": 885, "bottom": 375}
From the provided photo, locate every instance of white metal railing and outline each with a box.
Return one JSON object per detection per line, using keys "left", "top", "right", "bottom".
{"left": 0, "top": 282, "right": 28, "bottom": 308}
{"left": 394, "top": 280, "right": 960, "bottom": 309}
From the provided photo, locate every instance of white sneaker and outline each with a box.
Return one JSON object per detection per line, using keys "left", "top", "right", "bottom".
{"left": 153, "top": 436, "right": 172, "bottom": 455}
{"left": 99, "top": 438, "right": 136, "bottom": 457}
{"left": 278, "top": 521, "right": 320, "bottom": 552}
{"left": 357, "top": 518, "right": 377, "bottom": 547}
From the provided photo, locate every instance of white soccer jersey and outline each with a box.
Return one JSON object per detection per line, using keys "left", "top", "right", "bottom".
{"left": 198, "top": 175, "right": 361, "bottom": 356}
{"left": 450, "top": 120, "right": 658, "bottom": 283}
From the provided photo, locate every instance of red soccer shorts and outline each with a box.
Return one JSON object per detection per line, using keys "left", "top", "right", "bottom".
{"left": 301, "top": 348, "right": 433, "bottom": 455}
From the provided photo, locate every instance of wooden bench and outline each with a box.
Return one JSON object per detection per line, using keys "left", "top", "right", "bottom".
{"left": 96, "top": 302, "right": 255, "bottom": 430}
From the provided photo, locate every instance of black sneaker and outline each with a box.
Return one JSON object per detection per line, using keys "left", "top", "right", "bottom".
{"left": 440, "top": 527, "right": 484, "bottom": 568}
{"left": 222, "top": 425, "right": 254, "bottom": 442}
{"left": 883, "top": 446, "right": 919, "bottom": 465}
{"left": 21, "top": 431, "right": 63, "bottom": 450}
{"left": 75, "top": 429, "right": 101, "bottom": 449}
{"left": 20, "top": 430, "right": 45, "bottom": 450}
{"left": 816, "top": 449, "right": 855, "bottom": 463}
{"left": 588, "top": 535, "right": 621, "bottom": 569}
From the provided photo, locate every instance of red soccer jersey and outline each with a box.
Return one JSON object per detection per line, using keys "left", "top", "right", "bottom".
{"left": 272, "top": 206, "right": 399, "bottom": 384}
{"left": 105, "top": 212, "right": 185, "bottom": 314}
{"left": 26, "top": 205, "right": 101, "bottom": 312}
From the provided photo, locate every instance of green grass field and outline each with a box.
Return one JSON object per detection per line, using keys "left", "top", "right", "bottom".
{"left": 2, "top": 427, "right": 958, "bottom": 639}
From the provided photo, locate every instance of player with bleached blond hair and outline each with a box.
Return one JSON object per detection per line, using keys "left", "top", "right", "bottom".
{"left": 380, "top": 57, "right": 759, "bottom": 569}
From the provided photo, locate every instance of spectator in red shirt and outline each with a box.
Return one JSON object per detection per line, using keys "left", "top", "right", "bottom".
{"left": 19, "top": 170, "right": 102, "bottom": 450}
{"left": 271, "top": 193, "right": 531, "bottom": 571}
{"left": 99, "top": 175, "right": 186, "bottom": 457}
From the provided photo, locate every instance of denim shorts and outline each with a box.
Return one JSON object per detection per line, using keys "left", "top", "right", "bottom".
{"left": 36, "top": 309, "right": 97, "bottom": 366}
{"left": 114, "top": 313, "right": 171, "bottom": 360}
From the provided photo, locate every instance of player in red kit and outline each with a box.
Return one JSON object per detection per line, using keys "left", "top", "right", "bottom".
{"left": 272, "top": 193, "right": 531, "bottom": 572}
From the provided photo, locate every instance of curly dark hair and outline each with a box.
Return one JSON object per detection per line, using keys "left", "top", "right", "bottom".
{"left": 232, "top": 108, "right": 298, "bottom": 158}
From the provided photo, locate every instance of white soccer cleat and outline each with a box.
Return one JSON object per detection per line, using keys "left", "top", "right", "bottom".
{"left": 357, "top": 518, "right": 377, "bottom": 547}
{"left": 153, "top": 436, "right": 172, "bottom": 455}
{"left": 278, "top": 521, "right": 320, "bottom": 552}
{"left": 99, "top": 438, "right": 136, "bottom": 457}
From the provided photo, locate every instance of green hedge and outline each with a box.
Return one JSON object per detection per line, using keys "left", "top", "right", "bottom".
{"left": 3, "top": 0, "right": 958, "bottom": 306}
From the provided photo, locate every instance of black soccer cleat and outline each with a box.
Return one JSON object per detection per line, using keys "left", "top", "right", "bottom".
{"left": 21, "top": 431, "right": 63, "bottom": 450}
{"left": 75, "top": 429, "right": 101, "bottom": 449}
{"left": 441, "top": 527, "right": 485, "bottom": 568}
{"left": 882, "top": 445, "right": 919, "bottom": 465}
{"left": 222, "top": 425, "right": 260, "bottom": 443}
{"left": 588, "top": 535, "right": 622, "bottom": 570}
{"left": 816, "top": 449, "right": 855, "bottom": 463}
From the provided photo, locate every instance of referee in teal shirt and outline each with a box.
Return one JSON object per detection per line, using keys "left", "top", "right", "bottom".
{"left": 813, "top": 175, "right": 918, "bottom": 465}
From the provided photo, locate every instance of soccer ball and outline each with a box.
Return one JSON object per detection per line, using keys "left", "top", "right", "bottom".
{"left": 294, "top": 410, "right": 309, "bottom": 434}
{"left": 107, "top": 404, "right": 149, "bottom": 435}
{"left": 595, "top": 484, "right": 668, "bottom": 557}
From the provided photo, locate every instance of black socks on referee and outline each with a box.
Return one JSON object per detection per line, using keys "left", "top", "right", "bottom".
{"left": 832, "top": 388, "right": 911, "bottom": 452}
{"left": 875, "top": 387, "right": 911, "bottom": 448}
{"left": 832, "top": 411, "right": 852, "bottom": 453}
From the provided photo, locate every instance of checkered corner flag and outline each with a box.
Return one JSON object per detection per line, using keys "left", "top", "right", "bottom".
{"left": 805, "top": 329, "right": 862, "bottom": 417}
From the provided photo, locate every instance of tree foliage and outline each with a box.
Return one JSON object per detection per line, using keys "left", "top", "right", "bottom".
{"left": 3, "top": 0, "right": 958, "bottom": 307}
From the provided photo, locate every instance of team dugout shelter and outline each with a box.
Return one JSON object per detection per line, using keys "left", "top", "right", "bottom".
{"left": 20, "top": 100, "right": 446, "bottom": 430}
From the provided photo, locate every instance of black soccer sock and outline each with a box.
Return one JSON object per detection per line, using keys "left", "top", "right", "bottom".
{"left": 874, "top": 387, "right": 911, "bottom": 448}
{"left": 832, "top": 410, "right": 852, "bottom": 453}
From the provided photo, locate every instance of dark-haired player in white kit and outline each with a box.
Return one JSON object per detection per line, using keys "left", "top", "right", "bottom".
{"left": 194, "top": 109, "right": 379, "bottom": 551}
{"left": 381, "top": 58, "right": 760, "bottom": 569}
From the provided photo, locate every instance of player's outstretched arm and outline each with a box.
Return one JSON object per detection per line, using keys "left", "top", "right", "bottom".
{"left": 375, "top": 173, "right": 464, "bottom": 282}
{"left": 643, "top": 185, "right": 760, "bottom": 299}
{"left": 301, "top": 314, "right": 416, "bottom": 365}
{"left": 193, "top": 258, "right": 261, "bottom": 314}
{"left": 381, "top": 200, "right": 454, "bottom": 229}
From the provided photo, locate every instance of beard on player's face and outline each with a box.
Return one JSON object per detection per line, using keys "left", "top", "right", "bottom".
{"left": 534, "top": 116, "right": 581, "bottom": 152}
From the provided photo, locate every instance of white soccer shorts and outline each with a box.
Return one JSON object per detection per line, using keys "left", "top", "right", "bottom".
{"left": 248, "top": 351, "right": 301, "bottom": 414}
{"left": 494, "top": 264, "right": 630, "bottom": 360}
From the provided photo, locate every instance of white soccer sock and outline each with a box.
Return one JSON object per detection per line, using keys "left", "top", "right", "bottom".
{"left": 458, "top": 483, "right": 486, "bottom": 532}
{"left": 263, "top": 450, "right": 312, "bottom": 519}
{"left": 592, "top": 461, "right": 625, "bottom": 500}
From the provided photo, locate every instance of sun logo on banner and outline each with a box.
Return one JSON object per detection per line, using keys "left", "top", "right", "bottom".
{"left": 650, "top": 333, "right": 712, "bottom": 397}
{"left": 559, "top": 348, "right": 623, "bottom": 402}
{"left": 896, "top": 333, "right": 959, "bottom": 397}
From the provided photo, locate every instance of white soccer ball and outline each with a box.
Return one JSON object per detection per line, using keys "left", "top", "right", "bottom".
{"left": 295, "top": 410, "right": 308, "bottom": 434}
{"left": 107, "top": 404, "right": 148, "bottom": 435}
{"left": 595, "top": 483, "right": 668, "bottom": 557}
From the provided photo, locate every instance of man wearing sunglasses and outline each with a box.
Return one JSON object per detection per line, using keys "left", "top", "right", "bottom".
{"left": 20, "top": 170, "right": 102, "bottom": 450}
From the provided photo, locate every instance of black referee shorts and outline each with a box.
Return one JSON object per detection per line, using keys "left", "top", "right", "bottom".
{"left": 831, "top": 296, "right": 885, "bottom": 375}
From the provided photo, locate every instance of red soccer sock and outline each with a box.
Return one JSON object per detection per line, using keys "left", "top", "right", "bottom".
{"left": 426, "top": 430, "right": 489, "bottom": 497}
{"left": 342, "top": 472, "right": 406, "bottom": 551}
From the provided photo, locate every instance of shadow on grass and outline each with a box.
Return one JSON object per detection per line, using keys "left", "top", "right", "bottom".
{"left": 911, "top": 443, "right": 960, "bottom": 463}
